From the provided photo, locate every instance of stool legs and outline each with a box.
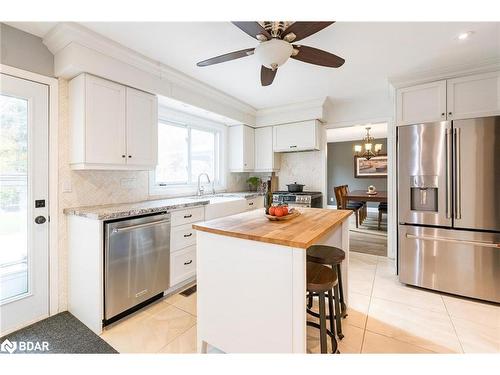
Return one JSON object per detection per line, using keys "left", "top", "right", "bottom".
{"left": 327, "top": 289, "right": 339, "bottom": 353}
{"left": 336, "top": 264, "right": 348, "bottom": 318}
{"left": 318, "top": 291, "right": 328, "bottom": 354}
{"left": 333, "top": 283, "right": 344, "bottom": 340}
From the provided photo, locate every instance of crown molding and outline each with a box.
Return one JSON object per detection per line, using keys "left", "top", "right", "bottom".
{"left": 43, "top": 22, "right": 257, "bottom": 122}
{"left": 255, "top": 97, "right": 327, "bottom": 127}
{"left": 388, "top": 57, "right": 500, "bottom": 89}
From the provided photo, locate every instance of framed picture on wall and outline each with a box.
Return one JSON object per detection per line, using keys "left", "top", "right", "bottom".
{"left": 354, "top": 154, "right": 388, "bottom": 178}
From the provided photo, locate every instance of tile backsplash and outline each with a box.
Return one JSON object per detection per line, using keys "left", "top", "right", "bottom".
{"left": 276, "top": 150, "right": 324, "bottom": 192}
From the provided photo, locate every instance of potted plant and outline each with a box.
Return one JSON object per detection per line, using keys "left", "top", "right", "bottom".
{"left": 246, "top": 176, "right": 262, "bottom": 192}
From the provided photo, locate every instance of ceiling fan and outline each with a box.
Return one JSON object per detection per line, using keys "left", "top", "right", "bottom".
{"left": 197, "top": 21, "right": 345, "bottom": 86}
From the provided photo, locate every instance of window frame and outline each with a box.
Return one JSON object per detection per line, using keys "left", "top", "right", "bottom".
{"left": 149, "top": 107, "right": 227, "bottom": 196}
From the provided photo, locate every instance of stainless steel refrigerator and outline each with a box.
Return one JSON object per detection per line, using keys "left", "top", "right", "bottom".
{"left": 397, "top": 116, "right": 500, "bottom": 303}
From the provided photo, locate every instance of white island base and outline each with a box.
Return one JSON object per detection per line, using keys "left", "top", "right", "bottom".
{"left": 196, "top": 217, "right": 350, "bottom": 353}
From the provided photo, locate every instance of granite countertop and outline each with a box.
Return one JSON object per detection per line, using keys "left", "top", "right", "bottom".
{"left": 193, "top": 208, "right": 352, "bottom": 249}
{"left": 63, "top": 192, "right": 263, "bottom": 221}
{"left": 63, "top": 197, "right": 210, "bottom": 221}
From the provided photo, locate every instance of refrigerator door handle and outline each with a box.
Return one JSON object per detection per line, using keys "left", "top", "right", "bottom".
{"left": 446, "top": 128, "right": 452, "bottom": 219}
{"left": 405, "top": 233, "right": 499, "bottom": 248}
{"left": 454, "top": 128, "right": 462, "bottom": 220}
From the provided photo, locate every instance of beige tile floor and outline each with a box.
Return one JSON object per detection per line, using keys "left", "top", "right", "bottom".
{"left": 100, "top": 251, "right": 500, "bottom": 354}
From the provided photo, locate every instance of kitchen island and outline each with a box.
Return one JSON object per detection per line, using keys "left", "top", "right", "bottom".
{"left": 193, "top": 208, "right": 352, "bottom": 353}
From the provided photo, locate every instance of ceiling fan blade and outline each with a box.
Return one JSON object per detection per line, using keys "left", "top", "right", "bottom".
{"left": 197, "top": 48, "right": 255, "bottom": 67}
{"left": 282, "top": 22, "right": 335, "bottom": 42}
{"left": 291, "top": 45, "right": 345, "bottom": 68}
{"left": 261, "top": 66, "right": 277, "bottom": 86}
{"left": 232, "top": 22, "right": 271, "bottom": 41}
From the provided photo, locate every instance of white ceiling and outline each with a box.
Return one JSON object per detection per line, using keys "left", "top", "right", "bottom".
{"left": 8, "top": 21, "right": 500, "bottom": 110}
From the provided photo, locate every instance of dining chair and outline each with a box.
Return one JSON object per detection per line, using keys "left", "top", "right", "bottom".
{"left": 334, "top": 185, "right": 364, "bottom": 228}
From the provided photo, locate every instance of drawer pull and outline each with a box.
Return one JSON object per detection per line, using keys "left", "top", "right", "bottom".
{"left": 184, "top": 260, "right": 193, "bottom": 265}
{"left": 248, "top": 202, "right": 254, "bottom": 205}
{"left": 289, "top": 145, "right": 297, "bottom": 148}
{"left": 183, "top": 233, "right": 193, "bottom": 238}
{"left": 183, "top": 214, "right": 192, "bottom": 218}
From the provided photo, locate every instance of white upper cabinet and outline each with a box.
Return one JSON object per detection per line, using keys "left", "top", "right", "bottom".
{"left": 126, "top": 87, "right": 158, "bottom": 167}
{"left": 446, "top": 72, "right": 500, "bottom": 120}
{"left": 229, "top": 125, "right": 255, "bottom": 172}
{"left": 396, "top": 80, "right": 447, "bottom": 125}
{"left": 273, "top": 120, "right": 320, "bottom": 152}
{"left": 254, "top": 126, "right": 280, "bottom": 172}
{"left": 69, "top": 74, "right": 158, "bottom": 170}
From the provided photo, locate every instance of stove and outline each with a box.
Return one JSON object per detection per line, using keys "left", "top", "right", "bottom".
{"left": 272, "top": 191, "right": 323, "bottom": 208}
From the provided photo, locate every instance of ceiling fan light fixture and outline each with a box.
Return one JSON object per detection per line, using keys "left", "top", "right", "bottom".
{"left": 254, "top": 39, "right": 293, "bottom": 70}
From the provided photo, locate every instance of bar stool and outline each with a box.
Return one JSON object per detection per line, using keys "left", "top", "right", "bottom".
{"left": 307, "top": 244, "right": 347, "bottom": 339}
{"left": 306, "top": 262, "right": 339, "bottom": 354}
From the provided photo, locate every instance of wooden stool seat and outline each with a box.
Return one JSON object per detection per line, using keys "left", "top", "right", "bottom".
{"left": 307, "top": 245, "right": 345, "bottom": 265}
{"left": 307, "top": 262, "right": 337, "bottom": 293}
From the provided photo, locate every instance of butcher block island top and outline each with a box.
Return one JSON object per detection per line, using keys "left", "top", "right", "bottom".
{"left": 193, "top": 207, "right": 352, "bottom": 249}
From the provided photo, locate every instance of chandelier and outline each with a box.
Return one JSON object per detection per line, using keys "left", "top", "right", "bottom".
{"left": 354, "top": 127, "right": 382, "bottom": 160}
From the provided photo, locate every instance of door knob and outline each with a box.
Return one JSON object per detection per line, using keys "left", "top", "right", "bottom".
{"left": 35, "top": 216, "right": 46, "bottom": 224}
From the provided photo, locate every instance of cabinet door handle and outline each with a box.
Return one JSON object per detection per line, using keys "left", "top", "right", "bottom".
{"left": 289, "top": 145, "right": 297, "bottom": 148}
{"left": 183, "top": 233, "right": 193, "bottom": 238}
{"left": 448, "top": 112, "right": 452, "bottom": 116}
{"left": 128, "top": 155, "right": 132, "bottom": 158}
{"left": 184, "top": 260, "right": 193, "bottom": 265}
{"left": 184, "top": 214, "right": 192, "bottom": 218}
{"left": 441, "top": 112, "right": 445, "bottom": 117}
{"left": 248, "top": 202, "right": 254, "bottom": 205}
{"left": 122, "top": 155, "right": 126, "bottom": 158}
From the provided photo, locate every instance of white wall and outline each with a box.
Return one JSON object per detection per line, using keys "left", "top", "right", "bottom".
{"left": 0, "top": 23, "right": 54, "bottom": 77}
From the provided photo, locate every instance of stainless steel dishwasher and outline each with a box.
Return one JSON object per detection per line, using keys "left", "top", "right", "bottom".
{"left": 104, "top": 212, "right": 170, "bottom": 323}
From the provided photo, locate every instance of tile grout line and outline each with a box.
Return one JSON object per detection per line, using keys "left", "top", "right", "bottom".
{"left": 359, "top": 258, "right": 378, "bottom": 353}
{"left": 156, "top": 322, "right": 197, "bottom": 353}
{"left": 363, "top": 259, "right": 436, "bottom": 354}
{"left": 441, "top": 295, "right": 465, "bottom": 354}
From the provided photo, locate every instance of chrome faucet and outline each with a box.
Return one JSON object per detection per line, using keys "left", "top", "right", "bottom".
{"left": 197, "top": 173, "right": 215, "bottom": 196}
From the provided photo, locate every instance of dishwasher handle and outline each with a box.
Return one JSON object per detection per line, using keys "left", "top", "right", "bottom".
{"left": 111, "top": 218, "right": 170, "bottom": 233}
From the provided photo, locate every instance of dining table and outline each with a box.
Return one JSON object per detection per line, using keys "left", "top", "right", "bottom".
{"left": 345, "top": 190, "right": 388, "bottom": 203}
{"left": 344, "top": 190, "right": 387, "bottom": 226}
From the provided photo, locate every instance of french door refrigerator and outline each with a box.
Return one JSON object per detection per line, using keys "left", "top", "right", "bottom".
{"left": 397, "top": 116, "right": 500, "bottom": 303}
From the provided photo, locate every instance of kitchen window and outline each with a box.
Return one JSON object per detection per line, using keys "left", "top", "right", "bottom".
{"left": 151, "top": 117, "right": 225, "bottom": 195}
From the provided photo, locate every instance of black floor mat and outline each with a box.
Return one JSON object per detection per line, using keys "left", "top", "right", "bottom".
{"left": 0, "top": 312, "right": 118, "bottom": 354}
{"left": 180, "top": 285, "right": 197, "bottom": 297}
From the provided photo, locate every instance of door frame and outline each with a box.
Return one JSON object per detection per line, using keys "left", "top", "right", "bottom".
{"left": 1, "top": 64, "right": 59, "bottom": 316}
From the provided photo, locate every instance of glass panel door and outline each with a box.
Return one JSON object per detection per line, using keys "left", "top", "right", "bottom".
{"left": 0, "top": 94, "right": 29, "bottom": 302}
{"left": 0, "top": 73, "right": 49, "bottom": 336}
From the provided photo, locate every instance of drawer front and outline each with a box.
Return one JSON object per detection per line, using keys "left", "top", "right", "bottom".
{"left": 170, "top": 206, "right": 204, "bottom": 227}
{"left": 246, "top": 196, "right": 264, "bottom": 210}
{"left": 171, "top": 223, "right": 197, "bottom": 251}
{"left": 170, "top": 245, "right": 196, "bottom": 286}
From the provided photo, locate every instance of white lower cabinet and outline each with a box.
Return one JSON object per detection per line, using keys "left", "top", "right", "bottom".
{"left": 170, "top": 245, "right": 196, "bottom": 287}
{"left": 245, "top": 196, "right": 264, "bottom": 210}
{"left": 169, "top": 206, "right": 204, "bottom": 288}
{"left": 171, "top": 223, "right": 197, "bottom": 250}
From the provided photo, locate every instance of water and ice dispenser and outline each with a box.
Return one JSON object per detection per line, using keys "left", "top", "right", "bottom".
{"left": 410, "top": 176, "right": 438, "bottom": 212}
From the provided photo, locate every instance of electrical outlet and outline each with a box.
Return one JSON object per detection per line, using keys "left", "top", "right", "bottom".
{"left": 330, "top": 197, "right": 334, "bottom": 202}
